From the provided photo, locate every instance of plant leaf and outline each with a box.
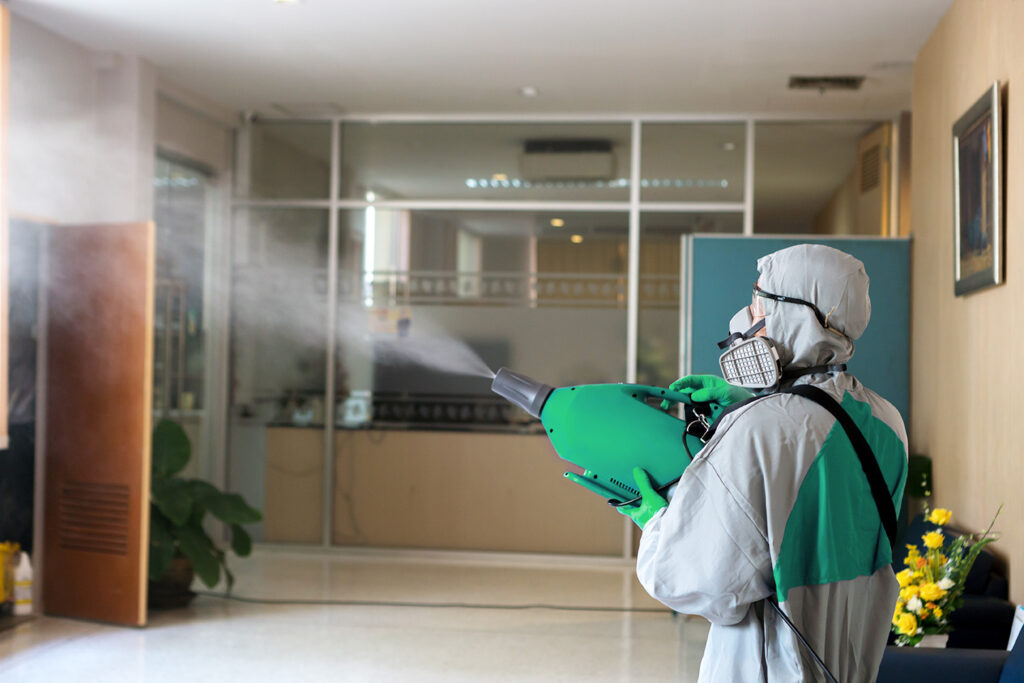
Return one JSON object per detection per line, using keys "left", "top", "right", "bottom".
{"left": 149, "top": 506, "right": 176, "bottom": 580}
{"left": 203, "top": 490, "right": 262, "bottom": 525}
{"left": 230, "top": 524, "right": 252, "bottom": 557}
{"left": 152, "top": 419, "right": 191, "bottom": 478}
{"left": 176, "top": 522, "right": 221, "bottom": 588}
{"left": 187, "top": 479, "right": 220, "bottom": 505}
{"left": 186, "top": 479, "right": 261, "bottom": 525}
{"left": 152, "top": 478, "right": 194, "bottom": 527}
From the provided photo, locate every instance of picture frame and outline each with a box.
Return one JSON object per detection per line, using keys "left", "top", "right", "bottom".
{"left": 953, "top": 81, "right": 1004, "bottom": 296}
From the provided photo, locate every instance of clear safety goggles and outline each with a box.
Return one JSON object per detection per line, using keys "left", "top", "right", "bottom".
{"left": 750, "top": 287, "right": 767, "bottom": 319}
{"left": 751, "top": 284, "right": 830, "bottom": 329}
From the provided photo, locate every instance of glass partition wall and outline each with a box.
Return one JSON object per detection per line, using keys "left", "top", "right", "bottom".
{"left": 229, "top": 117, "right": 888, "bottom": 547}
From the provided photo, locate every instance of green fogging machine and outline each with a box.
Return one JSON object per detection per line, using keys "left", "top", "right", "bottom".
{"left": 491, "top": 368, "right": 725, "bottom": 507}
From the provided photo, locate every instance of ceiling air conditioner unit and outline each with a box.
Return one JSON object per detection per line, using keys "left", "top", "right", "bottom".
{"left": 519, "top": 139, "right": 615, "bottom": 181}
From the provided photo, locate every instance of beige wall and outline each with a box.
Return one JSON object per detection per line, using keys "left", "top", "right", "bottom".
{"left": 9, "top": 14, "right": 156, "bottom": 224}
{"left": 911, "top": 0, "right": 1024, "bottom": 602}
{"left": 813, "top": 168, "right": 858, "bottom": 235}
{"left": 0, "top": 7, "right": 8, "bottom": 451}
{"left": 156, "top": 95, "right": 234, "bottom": 174}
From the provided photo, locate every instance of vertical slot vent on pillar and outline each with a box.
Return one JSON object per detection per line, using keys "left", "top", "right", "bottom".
{"left": 860, "top": 145, "right": 881, "bottom": 193}
{"left": 58, "top": 481, "right": 131, "bottom": 555}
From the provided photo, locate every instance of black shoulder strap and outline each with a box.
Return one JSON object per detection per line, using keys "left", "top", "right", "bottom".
{"left": 781, "top": 384, "right": 898, "bottom": 551}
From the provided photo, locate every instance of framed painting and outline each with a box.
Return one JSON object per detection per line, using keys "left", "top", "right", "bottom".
{"left": 953, "top": 82, "right": 1004, "bottom": 296}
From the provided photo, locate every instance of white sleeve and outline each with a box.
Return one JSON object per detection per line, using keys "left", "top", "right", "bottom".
{"left": 636, "top": 452, "right": 774, "bottom": 625}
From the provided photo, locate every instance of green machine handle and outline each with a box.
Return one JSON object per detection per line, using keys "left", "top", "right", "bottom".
{"left": 563, "top": 470, "right": 624, "bottom": 500}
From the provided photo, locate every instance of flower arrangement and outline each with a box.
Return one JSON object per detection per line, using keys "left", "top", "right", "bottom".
{"left": 891, "top": 506, "right": 1001, "bottom": 646}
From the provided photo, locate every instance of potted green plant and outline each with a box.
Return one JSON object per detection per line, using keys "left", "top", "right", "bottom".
{"left": 149, "top": 419, "right": 261, "bottom": 608}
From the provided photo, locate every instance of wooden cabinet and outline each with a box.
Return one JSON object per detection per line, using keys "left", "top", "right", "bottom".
{"left": 263, "top": 427, "right": 323, "bottom": 544}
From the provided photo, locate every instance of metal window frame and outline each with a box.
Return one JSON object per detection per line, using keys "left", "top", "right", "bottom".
{"left": 226, "top": 113, "right": 886, "bottom": 558}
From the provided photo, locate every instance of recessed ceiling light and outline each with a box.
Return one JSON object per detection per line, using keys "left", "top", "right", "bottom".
{"left": 550, "top": 218, "right": 565, "bottom": 228}
{"left": 520, "top": 86, "right": 539, "bottom": 98}
{"left": 273, "top": 0, "right": 300, "bottom": 4}
{"left": 570, "top": 234, "right": 584, "bottom": 244}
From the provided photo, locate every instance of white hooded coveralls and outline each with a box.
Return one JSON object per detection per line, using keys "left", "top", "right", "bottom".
{"left": 637, "top": 245, "right": 908, "bottom": 683}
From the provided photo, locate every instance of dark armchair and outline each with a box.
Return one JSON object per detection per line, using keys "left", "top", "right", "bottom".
{"left": 877, "top": 628, "right": 1023, "bottom": 683}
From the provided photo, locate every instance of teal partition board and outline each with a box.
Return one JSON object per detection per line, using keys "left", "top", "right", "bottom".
{"left": 688, "top": 236, "right": 910, "bottom": 422}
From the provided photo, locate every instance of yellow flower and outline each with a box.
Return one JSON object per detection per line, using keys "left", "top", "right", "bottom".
{"left": 919, "top": 582, "right": 946, "bottom": 602}
{"left": 896, "top": 612, "right": 918, "bottom": 636}
{"left": 927, "top": 508, "right": 952, "bottom": 526}
{"left": 922, "top": 531, "right": 945, "bottom": 550}
{"left": 896, "top": 569, "right": 915, "bottom": 588}
{"left": 892, "top": 604, "right": 903, "bottom": 625}
{"left": 933, "top": 606, "right": 943, "bottom": 619}
{"left": 900, "top": 585, "right": 920, "bottom": 602}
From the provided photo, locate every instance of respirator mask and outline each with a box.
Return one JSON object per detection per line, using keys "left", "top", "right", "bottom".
{"left": 717, "top": 284, "right": 842, "bottom": 391}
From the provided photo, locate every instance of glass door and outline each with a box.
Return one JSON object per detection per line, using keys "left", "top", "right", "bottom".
{"left": 153, "top": 156, "right": 213, "bottom": 479}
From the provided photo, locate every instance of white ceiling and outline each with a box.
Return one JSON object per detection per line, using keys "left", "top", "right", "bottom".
{"left": 10, "top": 0, "right": 951, "bottom": 115}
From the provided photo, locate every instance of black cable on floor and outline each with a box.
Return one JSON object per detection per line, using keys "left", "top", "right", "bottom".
{"left": 195, "top": 590, "right": 674, "bottom": 614}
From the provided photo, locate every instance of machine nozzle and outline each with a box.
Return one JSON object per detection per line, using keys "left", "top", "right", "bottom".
{"left": 491, "top": 368, "right": 555, "bottom": 419}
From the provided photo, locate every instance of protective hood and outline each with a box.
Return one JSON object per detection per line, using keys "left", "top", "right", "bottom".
{"left": 756, "top": 244, "right": 870, "bottom": 370}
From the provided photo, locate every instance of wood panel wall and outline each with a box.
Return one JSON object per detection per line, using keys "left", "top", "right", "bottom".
{"left": 911, "top": 0, "right": 1024, "bottom": 603}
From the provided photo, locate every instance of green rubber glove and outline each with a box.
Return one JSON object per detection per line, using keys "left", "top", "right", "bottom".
{"left": 666, "top": 374, "right": 753, "bottom": 407}
{"left": 617, "top": 467, "right": 668, "bottom": 529}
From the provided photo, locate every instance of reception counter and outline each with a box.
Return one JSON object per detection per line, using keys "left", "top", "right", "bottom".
{"left": 262, "top": 426, "right": 625, "bottom": 556}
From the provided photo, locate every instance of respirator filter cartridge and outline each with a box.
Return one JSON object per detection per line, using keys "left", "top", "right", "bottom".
{"left": 718, "top": 337, "right": 781, "bottom": 390}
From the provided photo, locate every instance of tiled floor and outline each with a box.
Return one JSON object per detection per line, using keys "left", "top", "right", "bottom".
{"left": 0, "top": 550, "right": 709, "bottom": 681}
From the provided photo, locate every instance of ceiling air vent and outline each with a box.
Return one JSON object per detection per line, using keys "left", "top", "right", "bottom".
{"left": 788, "top": 76, "right": 865, "bottom": 92}
{"left": 520, "top": 139, "right": 615, "bottom": 181}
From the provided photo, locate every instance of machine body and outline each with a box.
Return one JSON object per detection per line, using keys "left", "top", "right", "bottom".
{"left": 491, "top": 368, "right": 725, "bottom": 504}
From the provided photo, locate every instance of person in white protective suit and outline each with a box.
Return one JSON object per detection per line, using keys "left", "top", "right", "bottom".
{"left": 625, "top": 244, "right": 909, "bottom": 682}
